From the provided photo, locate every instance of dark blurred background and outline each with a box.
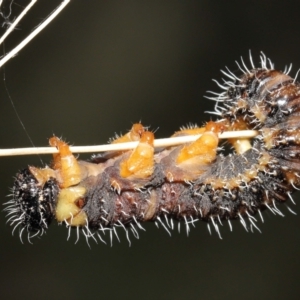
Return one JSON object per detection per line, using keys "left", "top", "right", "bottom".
{"left": 1, "top": 1, "right": 300, "bottom": 299}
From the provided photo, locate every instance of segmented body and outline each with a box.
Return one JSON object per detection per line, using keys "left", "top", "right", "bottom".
{"left": 5, "top": 54, "right": 300, "bottom": 243}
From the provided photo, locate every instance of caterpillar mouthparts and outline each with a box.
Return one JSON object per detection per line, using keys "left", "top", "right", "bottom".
{"left": 5, "top": 52, "right": 300, "bottom": 244}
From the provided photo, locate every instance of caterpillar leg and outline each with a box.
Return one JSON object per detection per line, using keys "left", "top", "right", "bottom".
{"left": 91, "top": 123, "right": 146, "bottom": 163}
{"left": 114, "top": 123, "right": 155, "bottom": 179}
{"left": 49, "top": 136, "right": 87, "bottom": 226}
{"left": 49, "top": 136, "right": 82, "bottom": 188}
{"left": 227, "top": 118, "right": 252, "bottom": 154}
{"left": 102, "top": 122, "right": 155, "bottom": 180}
{"left": 176, "top": 121, "right": 223, "bottom": 165}
{"left": 162, "top": 121, "right": 223, "bottom": 182}
{"left": 174, "top": 119, "right": 252, "bottom": 155}
{"left": 94, "top": 123, "right": 154, "bottom": 191}
{"left": 112, "top": 123, "right": 145, "bottom": 144}
{"left": 119, "top": 130, "right": 154, "bottom": 179}
{"left": 28, "top": 136, "right": 83, "bottom": 189}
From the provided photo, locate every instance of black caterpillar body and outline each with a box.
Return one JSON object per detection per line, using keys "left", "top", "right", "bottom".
{"left": 5, "top": 54, "right": 300, "bottom": 243}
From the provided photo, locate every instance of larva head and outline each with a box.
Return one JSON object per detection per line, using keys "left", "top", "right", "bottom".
{"left": 5, "top": 168, "right": 59, "bottom": 240}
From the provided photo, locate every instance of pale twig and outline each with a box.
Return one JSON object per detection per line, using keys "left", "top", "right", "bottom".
{"left": 0, "top": 130, "right": 258, "bottom": 156}
{"left": 0, "top": 0, "right": 37, "bottom": 46}
{"left": 0, "top": 3, "right": 257, "bottom": 158}
{"left": 0, "top": 0, "right": 70, "bottom": 68}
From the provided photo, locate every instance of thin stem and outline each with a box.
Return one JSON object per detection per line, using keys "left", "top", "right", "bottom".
{"left": 0, "top": 0, "right": 37, "bottom": 46}
{"left": 0, "top": 0, "right": 70, "bottom": 68}
{"left": 0, "top": 130, "right": 258, "bottom": 156}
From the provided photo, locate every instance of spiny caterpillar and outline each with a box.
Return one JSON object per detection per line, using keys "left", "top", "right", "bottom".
{"left": 5, "top": 53, "right": 300, "bottom": 245}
